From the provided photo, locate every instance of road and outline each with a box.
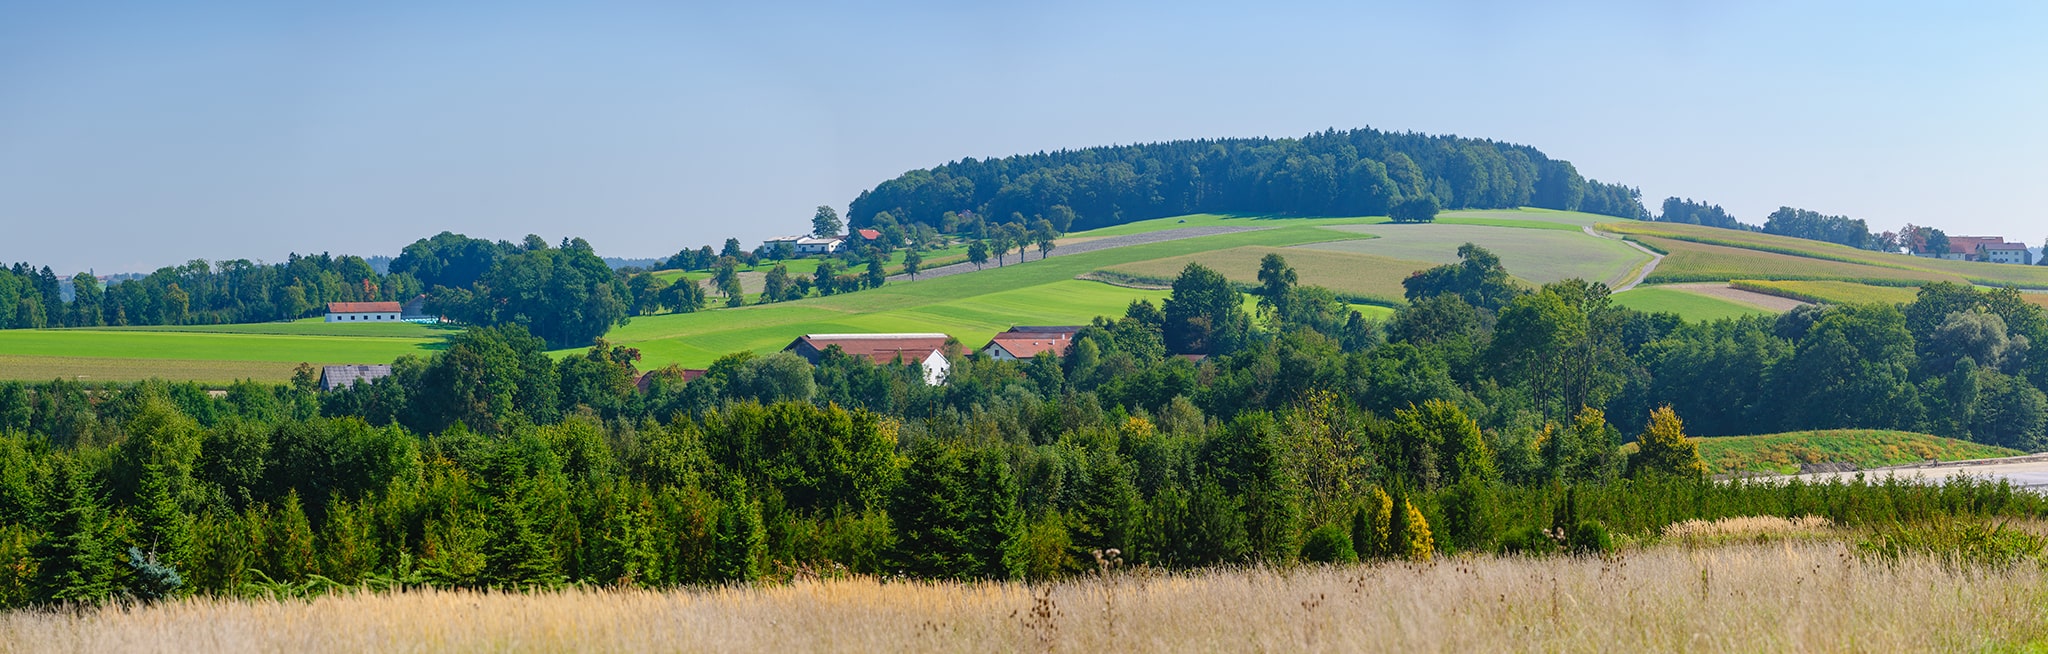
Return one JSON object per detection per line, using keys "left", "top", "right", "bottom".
{"left": 1583, "top": 225, "right": 1664, "bottom": 292}
{"left": 1791, "top": 453, "right": 2048, "bottom": 490}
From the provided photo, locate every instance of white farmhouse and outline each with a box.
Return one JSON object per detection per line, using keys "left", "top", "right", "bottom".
{"left": 325, "top": 301, "right": 402, "bottom": 322}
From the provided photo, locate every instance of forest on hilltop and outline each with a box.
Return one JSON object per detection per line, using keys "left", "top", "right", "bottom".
{"left": 847, "top": 128, "right": 1649, "bottom": 234}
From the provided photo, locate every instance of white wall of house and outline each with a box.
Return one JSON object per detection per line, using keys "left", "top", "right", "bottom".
{"left": 920, "top": 350, "right": 951, "bottom": 385}
{"left": 325, "top": 312, "right": 401, "bottom": 322}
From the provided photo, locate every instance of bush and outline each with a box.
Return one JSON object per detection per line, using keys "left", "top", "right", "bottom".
{"left": 1568, "top": 520, "right": 1612, "bottom": 554}
{"left": 1500, "top": 525, "right": 1560, "bottom": 556}
{"left": 1300, "top": 523, "right": 1358, "bottom": 564}
{"left": 1858, "top": 519, "right": 2046, "bottom": 569}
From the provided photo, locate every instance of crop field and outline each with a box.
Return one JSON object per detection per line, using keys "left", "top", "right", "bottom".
{"left": 9, "top": 538, "right": 2048, "bottom": 653}
{"left": 1303, "top": 223, "right": 1652, "bottom": 287}
{"left": 1689, "top": 430, "right": 2019, "bottom": 475}
{"left": 95, "top": 318, "right": 457, "bottom": 338}
{"left": 1102, "top": 245, "right": 1427, "bottom": 306}
{"left": 1730, "top": 279, "right": 1922, "bottom": 306}
{"left": 595, "top": 226, "right": 1360, "bottom": 367}
{"left": 1607, "top": 221, "right": 2048, "bottom": 289}
{"left": 0, "top": 329, "right": 444, "bottom": 383}
{"left": 652, "top": 245, "right": 972, "bottom": 286}
{"left": 1609, "top": 286, "right": 1772, "bottom": 321}
{"left": 1636, "top": 235, "right": 1957, "bottom": 285}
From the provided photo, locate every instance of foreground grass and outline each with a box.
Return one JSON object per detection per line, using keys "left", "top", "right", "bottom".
{"left": 1692, "top": 430, "right": 2021, "bottom": 475}
{"left": 7, "top": 541, "right": 2046, "bottom": 653}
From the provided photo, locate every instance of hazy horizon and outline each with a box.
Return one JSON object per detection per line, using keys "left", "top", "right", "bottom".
{"left": 4, "top": 1, "right": 2044, "bottom": 275}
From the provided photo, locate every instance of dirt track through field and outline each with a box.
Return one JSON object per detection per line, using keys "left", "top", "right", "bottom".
{"left": 1662, "top": 282, "right": 1811, "bottom": 312}
{"left": 1583, "top": 225, "right": 1663, "bottom": 291}
{"left": 886, "top": 225, "right": 1270, "bottom": 283}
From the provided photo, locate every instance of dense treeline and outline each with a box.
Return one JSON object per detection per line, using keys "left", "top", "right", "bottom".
{"left": 1655, "top": 197, "right": 1748, "bottom": 230}
{"left": 1763, "top": 206, "right": 1883, "bottom": 250}
{"left": 0, "top": 256, "right": 420, "bottom": 330}
{"left": 407, "top": 236, "right": 630, "bottom": 349}
{"left": 3, "top": 245, "right": 2046, "bottom": 606}
{"left": 847, "top": 128, "right": 1649, "bottom": 234}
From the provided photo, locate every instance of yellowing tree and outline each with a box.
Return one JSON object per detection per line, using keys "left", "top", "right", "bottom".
{"left": 1397, "top": 499, "right": 1435, "bottom": 562}
{"left": 1629, "top": 406, "right": 1706, "bottom": 479}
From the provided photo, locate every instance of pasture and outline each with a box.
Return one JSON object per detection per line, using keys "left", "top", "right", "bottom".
{"left": 1303, "top": 223, "right": 1652, "bottom": 287}
{"left": 95, "top": 318, "right": 456, "bottom": 338}
{"left": 1609, "top": 286, "right": 1773, "bottom": 321}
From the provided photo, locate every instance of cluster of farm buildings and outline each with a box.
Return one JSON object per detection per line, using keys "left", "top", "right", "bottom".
{"left": 1914, "top": 235, "right": 2036, "bottom": 265}
{"left": 758, "top": 229, "right": 886, "bottom": 256}
{"left": 316, "top": 324, "right": 1081, "bottom": 392}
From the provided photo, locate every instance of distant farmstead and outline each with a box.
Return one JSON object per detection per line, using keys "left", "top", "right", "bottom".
{"left": 325, "top": 301, "right": 402, "bottom": 322}
{"left": 981, "top": 326, "right": 1083, "bottom": 361}
{"left": 784, "top": 333, "right": 952, "bottom": 385}
{"left": 319, "top": 364, "right": 391, "bottom": 391}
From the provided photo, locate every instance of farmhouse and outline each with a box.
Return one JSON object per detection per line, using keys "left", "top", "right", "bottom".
{"left": 319, "top": 364, "right": 391, "bottom": 392}
{"left": 1924, "top": 236, "right": 2033, "bottom": 264}
{"left": 794, "top": 236, "right": 844, "bottom": 255}
{"left": 784, "top": 333, "right": 952, "bottom": 385}
{"left": 981, "top": 325, "right": 1083, "bottom": 361}
{"left": 325, "top": 301, "right": 402, "bottom": 322}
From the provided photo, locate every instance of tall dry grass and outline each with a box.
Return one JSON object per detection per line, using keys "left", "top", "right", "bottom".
{"left": 5, "top": 540, "right": 2046, "bottom": 653}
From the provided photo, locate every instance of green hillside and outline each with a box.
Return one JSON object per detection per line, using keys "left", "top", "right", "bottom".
{"left": 18, "top": 206, "right": 2033, "bottom": 382}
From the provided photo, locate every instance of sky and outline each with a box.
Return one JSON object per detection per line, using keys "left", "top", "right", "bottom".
{"left": 3, "top": 0, "right": 2044, "bottom": 274}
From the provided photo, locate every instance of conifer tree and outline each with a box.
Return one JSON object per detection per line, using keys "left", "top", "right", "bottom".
{"left": 486, "top": 480, "right": 564, "bottom": 589}
{"left": 30, "top": 460, "right": 120, "bottom": 604}
{"left": 1628, "top": 407, "right": 1706, "bottom": 479}
{"left": 1351, "top": 487, "right": 1393, "bottom": 560}
{"left": 1066, "top": 450, "right": 1138, "bottom": 569}
{"left": 711, "top": 475, "right": 764, "bottom": 583}
{"left": 960, "top": 447, "right": 1024, "bottom": 580}
{"left": 263, "top": 492, "right": 317, "bottom": 582}
{"left": 130, "top": 461, "right": 192, "bottom": 592}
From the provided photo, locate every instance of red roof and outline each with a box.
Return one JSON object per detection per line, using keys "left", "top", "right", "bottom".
{"left": 856, "top": 228, "right": 882, "bottom": 240}
{"left": 987, "top": 336, "right": 1071, "bottom": 359}
{"left": 327, "top": 301, "right": 402, "bottom": 314}
{"left": 786, "top": 333, "right": 950, "bottom": 364}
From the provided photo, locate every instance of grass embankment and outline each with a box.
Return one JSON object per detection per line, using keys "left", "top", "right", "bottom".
{"left": 1609, "top": 286, "right": 1772, "bottom": 321}
{"left": 1691, "top": 430, "right": 2020, "bottom": 475}
{"left": 8, "top": 540, "right": 2046, "bottom": 652}
{"left": 1606, "top": 221, "right": 2048, "bottom": 289}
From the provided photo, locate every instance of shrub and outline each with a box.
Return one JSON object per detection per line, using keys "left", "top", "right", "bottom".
{"left": 1300, "top": 523, "right": 1357, "bottom": 564}
{"left": 1568, "top": 521, "right": 1612, "bottom": 554}
{"left": 1858, "top": 519, "right": 2046, "bottom": 570}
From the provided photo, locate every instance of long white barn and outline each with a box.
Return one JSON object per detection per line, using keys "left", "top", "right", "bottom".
{"left": 325, "top": 301, "right": 402, "bottom": 322}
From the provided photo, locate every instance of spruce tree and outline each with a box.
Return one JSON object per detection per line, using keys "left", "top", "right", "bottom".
{"left": 132, "top": 462, "right": 193, "bottom": 572}
{"left": 1351, "top": 487, "right": 1393, "bottom": 560}
{"left": 960, "top": 447, "right": 1024, "bottom": 580}
{"left": 711, "top": 475, "right": 764, "bottom": 583}
{"left": 30, "top": 460, "right": 120, "bottom": 604}
{"left": 888, "top": 441, "right": 967, "bottom": 578}
{"left": 486, "top": 480, "right": 564, "bottom": 589}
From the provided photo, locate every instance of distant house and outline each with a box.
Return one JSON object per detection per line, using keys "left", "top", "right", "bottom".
{"left": 784, "top": 333, "right": 952, "bottom": 385}
{"left": 763, "top": 235, "right": 803, "bottom": 252}
{"left": 794, "top": 236, "right": 844, "bottom": 255}
{"left": 325, "top": 301, "right": 402, "bottom": 322}
{"left": 1925, "top": 236, "right": 2033, "bottom": 264}
{"left": 981, "top": 326, "right": 1083, "bottom": 361}
{"left": 319, "top": 364, "right": 391, "bottom": 392}
{"left": 635, "top": 368, "right": 706, "bottom": 393}
{"left": 850, "top": 228, "right": 883, "bottom": 244}
{"left": 1983, "top": 242, "right": 2033, "bottom": 265}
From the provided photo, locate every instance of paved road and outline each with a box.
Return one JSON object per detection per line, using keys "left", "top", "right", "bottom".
{"left": 1791, "top": 453, "right": 2048, "bottom": 490}
{"left": 888, "top": 225, "right": 1270, "bottom": 283}
{"left": 1583, "top": 225, "right": 1664, "bottom": 292}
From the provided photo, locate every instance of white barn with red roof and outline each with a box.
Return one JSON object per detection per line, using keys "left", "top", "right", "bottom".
{"left": 325, "top": 301, "right": 402, "bottom": 323}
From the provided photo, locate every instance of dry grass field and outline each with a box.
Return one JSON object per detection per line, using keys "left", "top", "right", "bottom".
{"left": 7, "top": 535, "right": 2048, "bottom": 653}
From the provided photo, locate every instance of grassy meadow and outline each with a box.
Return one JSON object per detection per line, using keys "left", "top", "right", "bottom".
{"left": 0, "top": 329, "right": 445, "bottom": 383}
{"left": 1303, "top": 223, "right": 1651, "bottom": 287}
{"left": 1608, "top": 286, "right": 1773, "bottom": 321}
{"left": 10, "top": 537, "right": 2048, "bottom": 653}
{"left": 1687, "top": 430, "right": 2020, "bottom": 475}
{"left": 1103, "top": 245, "right": 1424, "bottom": 306}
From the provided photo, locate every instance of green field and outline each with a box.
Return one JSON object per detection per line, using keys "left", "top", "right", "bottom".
{"left": 652, "top": 244, "right": 973, "bottom": 286}
{"left": 1302, "top": 223, "right": 1652, "bottom": 287}
{"left": 1729, "top": 280, "right": 1922, "bottom": 306}
{"left": 1684, "top": 430, "right": 2020, "bottom": 475}
{"left": 0, "top": 329, "right": 445, "bottom": 383}
{"left": 1103, "top": 245, "right": 1428, "bottom": 306}
{"left": 93, "top": 318, "right": 458, "bottom": 338}
{"left": 596, "top": 224, "right": 1361, "bottom": 367}
{"left": 1610, "top": 286, "right": 1772, "bottom": 321}
{"left": 1608, "top": 221, "right": 2048, "bottom": 289}
{"left": 1637, "top": 235, "right": 1957, "bottom": 285}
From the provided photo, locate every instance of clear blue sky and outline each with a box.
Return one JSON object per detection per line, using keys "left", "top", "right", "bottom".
{"left": 3, "top": 1, "right": 2043, "bottom": 274}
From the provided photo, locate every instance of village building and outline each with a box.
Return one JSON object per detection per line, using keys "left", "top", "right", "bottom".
{"left": 319, "top": 364, "right": 391, "bottom": 392}
{"left": 1983, "top": 242, "right": 2033, "bottom": 265}
{"left": 794, "top": 236, "right": 844, "bottom": 255}
{"left": 784, "top": 333, "right": 952, "bottom": 385}
{"left": 1923, "top": 236, "right": 2034, "bottom": 264}
{"left": 324, "top": 301, "right": 402, "bottom": 322}
{"left": 981, "top": 325, "right": 1083, "bottom": 361}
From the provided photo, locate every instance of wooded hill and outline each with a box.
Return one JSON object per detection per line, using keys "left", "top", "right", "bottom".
{"left": 847, "top": 128, "right": 1649, "bottom": 233}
